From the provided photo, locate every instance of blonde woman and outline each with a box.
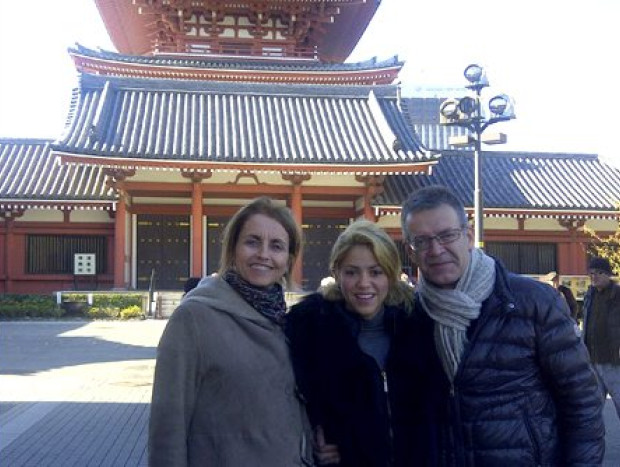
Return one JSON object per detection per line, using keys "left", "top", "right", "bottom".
{"left": 286, "top": 220, "right": 427, "bottom": 466}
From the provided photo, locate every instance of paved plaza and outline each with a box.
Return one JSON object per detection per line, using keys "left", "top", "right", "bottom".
{"left": 0, "top": 320, "right": 619, "bottom": 466}
{"left": 0, "top": 321, "right": 166, "bottom": 466}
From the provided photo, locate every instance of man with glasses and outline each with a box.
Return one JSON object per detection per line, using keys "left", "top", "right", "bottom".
{"left": 583, "top": 256, "right": 620, "bottom": 421}
{"left": 401, "top": 185, "right": 604, "bottom": 466}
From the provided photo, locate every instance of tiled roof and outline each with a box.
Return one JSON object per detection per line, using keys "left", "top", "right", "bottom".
{"left": 3, "top": 139, "right": 620, "bottom": 216}
{"left": 70, "top": 44, "right": 404, "bottom": 73}
{"left": 54, "top": 74, "right": 432, "bottom": 171}
{"left": 0, "top": 139, "right": 115, "bottom": 208}
{"left": 377, "top": 151, "right": 620, "bottom": 212}
{"left": 401, "top": 97, "right": 469, "bottom": 151}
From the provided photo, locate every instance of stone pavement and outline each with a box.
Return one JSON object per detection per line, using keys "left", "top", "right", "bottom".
{"left": 0, "top": 320, "right": 167, "bottom": 466}
{"left": 1, "top": 320, "right": 620, "bottom": 466}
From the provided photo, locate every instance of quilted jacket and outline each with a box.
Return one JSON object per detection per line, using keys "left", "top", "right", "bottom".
{"left": 416, "top": 261, "right": 605, "bottom": 466}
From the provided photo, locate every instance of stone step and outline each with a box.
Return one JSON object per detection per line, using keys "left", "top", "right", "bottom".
{"left": 151, "top": 291, "right": 184, "bottom": 319}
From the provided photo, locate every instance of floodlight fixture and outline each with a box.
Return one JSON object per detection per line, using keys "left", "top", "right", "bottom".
{"left": 438, "top": 64, "right": 515, "bottom": 249}
{"left": 439, "top": 99, "right": 460, "bottom": 119}
{"left": 488, "top": 94, "right": 515, "bottom": 120}
{"left": 464, "top": 64, "right": 489, "bottom": 90}
{"left": 458, "top": 96, "right": 478, "bottom": 117}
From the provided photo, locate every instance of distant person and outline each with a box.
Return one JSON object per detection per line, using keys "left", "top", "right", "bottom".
{"left": 401, "top": 185, "right": 604, "bottom": 465}
{"left": 543, "top": 271, "right": 579, "bottom": 320}
{"left": 583, "top": 256, "right": 620, "bottom": 421}
{"left": 149, "top": 197, "right": 313, "bottom": 466}
{"left": 286, "top": 220, "right": 424, "bottom": 466}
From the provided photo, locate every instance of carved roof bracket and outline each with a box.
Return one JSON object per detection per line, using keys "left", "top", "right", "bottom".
{"left": 181, "top": 169, "right": 213, "bottom": 183}
{"left": 356, "top": 174, "right": 385, "bottom": 187}
{"left": 104, "top": 168, "right": 136, "bottom": 192}
{"left": 282, "top": 173, "right": 311, "bottom": 185}
{"left": 1, "top": 208, "right": 25, "bottom": 220}
{"left": 103, "top": 168, "right": 136, "bottom": 183}
{"left": 229, "top": 170, "right": 264, "bottom": 185}
{"left": 356, "top": 174, "right": 385, "bottom": 197}
{"left": 559, "top": 218, "right": 585, "bottom": 232}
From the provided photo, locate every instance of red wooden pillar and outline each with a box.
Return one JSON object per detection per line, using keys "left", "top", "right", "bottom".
{"left": 282, "top": 173, "right": 310, "bottom": 288}
{"left": 4, "top": 217, "right": 15, "bottom": 293}
{"left": 362, "top": 190, "right": 375, "bottom": 221}
{"left": 571, "top": 240, "right": 588, "bottom": 274}
{"left": 104, "top": 168, "right": 136, "bottom": 289}
{"left": 291, "top": 182, "right": 303, "bottom": 286}
{"left": 558, "top": 219, "right": 587, "bottom": 274}
{"left": 113, "top": 193, "right": 127, "bottom": 289}
{"left": 3, "top": 210, "right": 24, "bottom": 293}
{"left": 181, "top": 170, "right": 211, "bottom": 279}
{"left": 357, "top": 175, "right": 384, "bottom": 221}
{"left": 557, "top": 242, "right": 571, "bottom": 274}
{"left": 191, "top": 182, "right": 203, "bottom": 278}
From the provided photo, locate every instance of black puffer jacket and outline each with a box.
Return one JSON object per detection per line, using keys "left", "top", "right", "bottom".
{"left": 286, "top": 293, "right": 432, "bottom": 467}
{"left": 416, "top": 261, "right": 605, "bottom": 466}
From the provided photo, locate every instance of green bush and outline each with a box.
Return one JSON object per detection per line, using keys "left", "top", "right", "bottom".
{"left": 92, "top": 294, "right": 143, "bottom": 309}
{"left": 60, "top": 293, "right": 143, "bottom": 309}
{"left": 86, "top": 306, "right": 120, "bottom": 319}
{"left": 0, "top": 292, "right": 146, "bottom": 320}
{"left": 0, "top": 294, "right": 62, "bottom": 319}
{"left": 120, "top": 305, "right": 144, "bottom": 320}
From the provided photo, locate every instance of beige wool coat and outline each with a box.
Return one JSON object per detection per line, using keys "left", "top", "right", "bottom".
{"left": 149, "top": 276, "right": 313, "bottom": 466}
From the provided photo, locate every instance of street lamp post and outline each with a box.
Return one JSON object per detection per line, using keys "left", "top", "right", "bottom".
{"left": 439, "top": 64, "right": 515, "bottom": 249}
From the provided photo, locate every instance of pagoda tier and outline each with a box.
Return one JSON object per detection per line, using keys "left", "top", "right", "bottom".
{"left": 69, "top": 44, "right": 403, "bottom": 85}
{"left": 94, "top": 0, "right": 379, "bottom": 62}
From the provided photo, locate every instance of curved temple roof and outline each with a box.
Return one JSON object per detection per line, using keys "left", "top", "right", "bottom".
{"left": 377, "top": 151, "right": 620, "bottom": 217}
{"left": 3, "top": 139, "right": 620, "bottom": 219}
{"left": 0, "top": 139, "right": 116, "bottom": 210}
{"left": 53, "top": 73, "right": 433, "bottom": 173}
{"left": 69, "top": 45, "right": 403, "bottom": 86}
{"left": 70, "top": 44, "right": 403, "bottom": 75}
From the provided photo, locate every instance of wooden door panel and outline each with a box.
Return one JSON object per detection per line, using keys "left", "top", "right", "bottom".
{"left": 137, "top": 215, "right": 190, "bottom": 290}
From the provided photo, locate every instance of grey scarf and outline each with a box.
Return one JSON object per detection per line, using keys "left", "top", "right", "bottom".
{"left": 416, "top": 248, "right": 496, "bottom": 381}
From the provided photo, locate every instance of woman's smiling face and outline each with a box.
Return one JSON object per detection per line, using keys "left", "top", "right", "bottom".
{"left": 234, "top": 214, "right": 290, "bottom": 288}
{"left": 335, "top": 245, "right": 389, "bottom": 320}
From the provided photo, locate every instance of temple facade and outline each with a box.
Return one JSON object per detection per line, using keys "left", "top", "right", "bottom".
{"left": 1, "top": 0, "right": 619, "bottom": 295}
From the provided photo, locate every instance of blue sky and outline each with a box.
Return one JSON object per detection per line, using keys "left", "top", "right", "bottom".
{"left": 0, "top": 0, "right": 618, "bottom": 167}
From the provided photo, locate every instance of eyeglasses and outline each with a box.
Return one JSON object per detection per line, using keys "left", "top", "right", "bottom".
{"left": 409, "top": 227, "right": 467, "bottom": 251}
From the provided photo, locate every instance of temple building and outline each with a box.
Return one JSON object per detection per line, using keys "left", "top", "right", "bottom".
{"left": 1, "top": 0, "right": 620, "bottom": 296}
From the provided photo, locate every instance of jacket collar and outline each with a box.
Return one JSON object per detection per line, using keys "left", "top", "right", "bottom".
{"left": 480, "top": 258, "right": 518, "bottom": 316}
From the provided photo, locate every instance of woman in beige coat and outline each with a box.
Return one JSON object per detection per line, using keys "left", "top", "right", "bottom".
{"left": 149, "top": 197, "right": 313, "bottom": 466}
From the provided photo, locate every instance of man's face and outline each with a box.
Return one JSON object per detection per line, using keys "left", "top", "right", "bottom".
{"left": 405, "top": 204, "right": 473, "bottom": 289}
{"left": 589, "top": 269, "right": 612, "bottom": 291}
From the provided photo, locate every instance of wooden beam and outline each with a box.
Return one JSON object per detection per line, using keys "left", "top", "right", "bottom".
{"left": 57, "top": 152, "right": 434, "bottom": 176}
{"left": 191, "top": 182, "right": 203, "bottom": 277}
{"left": 114, "top": 193, "right": 127, "bottom": 288}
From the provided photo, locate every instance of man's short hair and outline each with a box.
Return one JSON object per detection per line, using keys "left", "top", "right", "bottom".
{"left": 589, "top": 257, "right": 613, "bottom": 276}
{"left": 400, "top": 185, "right": 468, "bottom": 243}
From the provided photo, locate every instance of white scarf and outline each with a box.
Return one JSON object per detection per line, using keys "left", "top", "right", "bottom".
{"left": 416, "top": 248, "right": 496, "bottom": 381}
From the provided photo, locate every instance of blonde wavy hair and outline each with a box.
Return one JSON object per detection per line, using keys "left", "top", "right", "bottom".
{"left": 323, "top": 220, "right": 415, "bottom": 313}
